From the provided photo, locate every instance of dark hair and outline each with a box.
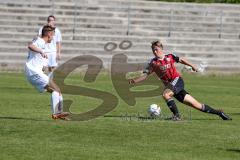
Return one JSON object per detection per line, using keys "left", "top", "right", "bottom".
{"left": 151, "top": 40, "right": 163, "bottom": 50}
{"left": 47, "top": 15, "right": 55, "bottom": 22}
{"left": 42, "top": 25, "right": 55, "bottom": 37}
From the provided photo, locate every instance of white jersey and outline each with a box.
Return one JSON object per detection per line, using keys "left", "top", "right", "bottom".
{"left": 25, "top": 37, "right": 47, "bottom": 76}
{"left": 38, "top": 26, "right": 62, "bottom": 53}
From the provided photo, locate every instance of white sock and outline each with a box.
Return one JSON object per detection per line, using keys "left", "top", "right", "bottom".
{"left": 51, "top": 91, "right": 61, "bottom": 115}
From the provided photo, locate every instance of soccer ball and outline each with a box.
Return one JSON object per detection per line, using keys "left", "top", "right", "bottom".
{"left": 148, "top": 104, "right": 161, "bottom": 117}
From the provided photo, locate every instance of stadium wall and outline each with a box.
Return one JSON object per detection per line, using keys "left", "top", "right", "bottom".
{"left": 0, "top": 0, "right": 240, "bottom": 73}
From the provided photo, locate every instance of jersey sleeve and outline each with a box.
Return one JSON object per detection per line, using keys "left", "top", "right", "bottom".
{"left": 31, "top": 37, "right": 45, "bottom": 51}
{"left": 171, "top": 53, "right": 180, "bottom": 63}
{"left": 32, "top": 37, "right": 39, "bottom": 46}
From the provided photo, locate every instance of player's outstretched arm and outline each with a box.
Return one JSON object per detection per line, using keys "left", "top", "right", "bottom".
{"left": 129, "top": 73, "right": 148, "bottom": 85}
{"left": 28, "top": 43, "right": 47, "bottom": 58}
{"left": 179, "top": 57, "right": 197, "bottom": 72}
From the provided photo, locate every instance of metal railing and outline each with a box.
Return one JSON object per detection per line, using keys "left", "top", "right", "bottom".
{"left": 218, "top": 10, "right": 223, "bottom": 39}
{"left": 47, "top": 0, "right": 239, "bottom": 40}
{"left": 167, "top": 8, "right": 225, "bottom": 39}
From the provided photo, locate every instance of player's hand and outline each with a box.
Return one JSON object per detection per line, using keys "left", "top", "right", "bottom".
{"left": 191, "top": 66, "right": 198, "bottom": 72}
{"left": 40, "top": 52, "right": 48, "bottom": 59}
{"left": 129, "top": 79, "right": 136, "bottom": 85}
{"left": 42, "top": 66, "right": 48, "bottom": 73}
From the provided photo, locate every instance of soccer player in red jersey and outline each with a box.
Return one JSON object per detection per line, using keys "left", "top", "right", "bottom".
{"left": 129, "top": 40, "right": 231, "bottom": 121}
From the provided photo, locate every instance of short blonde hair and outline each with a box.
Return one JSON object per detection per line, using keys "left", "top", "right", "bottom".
{"left": 151, "top": 40, "right": 163, "bottom": 50}
{"left": 42, "top": 25, "right": 55, "bottom": 37}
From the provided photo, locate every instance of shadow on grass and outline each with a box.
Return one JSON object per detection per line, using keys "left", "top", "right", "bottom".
{"left": 0, "top": 116, "right": 51, "bottom": 122}
{"left": 189, "top": 118, "right": 222, "bottom": 121}
{"left": 104, "top": 115, "right": 124, "bottom": 118}
{"left": 226, "top": 149, "right": 240, "bottom": 153}
{"left": 104, "top": 115, "right": 154, "bottom": 119}
{"left": 104, "top": 115, "right": 219, "bottom": 121}
{"left": 228, "top": 113, "right": 240, "bottom": 115}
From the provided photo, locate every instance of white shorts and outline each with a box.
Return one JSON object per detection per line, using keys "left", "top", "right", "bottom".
{"left": 48, "top": 52, "right": 58, "bottom": 67}
{"left": 26, "top": 71, "right": 49, "bottom": 93}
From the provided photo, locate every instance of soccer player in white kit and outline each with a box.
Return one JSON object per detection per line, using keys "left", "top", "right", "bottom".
{"left": 25, "top": 25, "right": 69, "bottom": 120}
{"left": 38, "top": 15, "right": 62, "bottom": 76}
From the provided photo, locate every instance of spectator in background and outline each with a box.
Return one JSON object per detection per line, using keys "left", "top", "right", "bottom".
{"left": 38, "top": 15, "right": 62, "bottom": 77}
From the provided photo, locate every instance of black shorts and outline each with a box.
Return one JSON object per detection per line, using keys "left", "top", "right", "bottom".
{"left": 166, "top": 77, "right": 189, "bottom": 103}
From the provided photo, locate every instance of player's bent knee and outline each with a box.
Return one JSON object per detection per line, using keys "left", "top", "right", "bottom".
{"left": 162, "top": 93, "right": 171, "bottom": 100}
{"left": 48, "top": 79, "right": 61, "bottom": 92}
{"left": 162, "top": 89, "right": 174, "bottom": 100}
{"left": 45, "top": 85, "right": 53, "bottom": 93}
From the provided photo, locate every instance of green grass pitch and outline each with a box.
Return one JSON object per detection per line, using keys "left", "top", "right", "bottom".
{"left": 0, "top": 72, "right": 240, "bottom": 160}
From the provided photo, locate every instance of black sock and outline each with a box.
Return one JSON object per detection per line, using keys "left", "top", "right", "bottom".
{"left": 166, "top": 99, "right": 180, "bottom": 116}
{"left": 201, "top": 104, "right": 221, "bottom": 115}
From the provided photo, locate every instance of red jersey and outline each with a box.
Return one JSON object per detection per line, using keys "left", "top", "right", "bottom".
{"left": 144, "top": 51, "right": 181, "bottom": 84}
